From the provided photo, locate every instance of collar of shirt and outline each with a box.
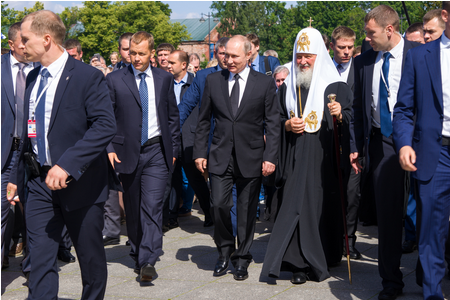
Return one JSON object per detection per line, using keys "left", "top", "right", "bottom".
{"left": 252, "top": 54, "right": 260, "bottom": 72}
{"left": 174, "top": 72, "right": 188, "bottom": 85}
{"left": 41, "top": 50, "right": 69, "bottom": 78}
{"left": 229, "top": 65, "right": 250, "bottom": 83}
{"left": 216, "top": 64, "right": 222, "bottom": 71}
{"left": 332, "top": 57, "right": 350, "bottom": 72}
{"left": 381, "top": 35, "right": 404, "bottom": 59}
{"left": 131, "top": 63, "right": 152, "bottom": 79}
{"left": 441, "top": 31, "right": 450, "bottom": 49}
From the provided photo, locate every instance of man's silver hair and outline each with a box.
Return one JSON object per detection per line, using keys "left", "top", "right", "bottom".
{"left": 273, "top": 65, "right": 289, "bottom": 78}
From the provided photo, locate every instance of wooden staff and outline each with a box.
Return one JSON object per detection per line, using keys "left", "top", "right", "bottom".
{"left": 328, "top": 93, "right": 352, "bottom": 284}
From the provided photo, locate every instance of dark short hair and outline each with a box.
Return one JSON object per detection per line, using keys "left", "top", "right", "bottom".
{"left": 118, "top": 32, "right": 132, "bottom": 49}
{"left": 156, "top": 43, "right": 175, "bottom": 54}
{"left": 8, "top": 22, "right": 21, "bottom": 42}
{"left": 63, "top": 39, "right": 82, "bottom": 53}
{"left": 131, "top": 31, "right": 155, "bottom": 51}
{"left": 22, "top": 10, "right": 66, "bottom": 45}
{"left": 405, "top": 22, "right": 424, "bottom": 35}
{"left": 245, "top": 33, "right": 259, "bottom": 47}
{"left": 365, "top": 5, "right": 400, "bottom": 32}
{"left": 171, "top": 50, "right": 188, "bottom": 65}
{"left": 215, "top": 37, "right": 229, "bottom": 52}
{"left": 331, "top": 26, "right": 356, "bottom": 44}
{"left": 189, "top": 53, "right": 200, "bottom": 62}
{"left": 423, "top": 9, "right": 445, "bottom": 30}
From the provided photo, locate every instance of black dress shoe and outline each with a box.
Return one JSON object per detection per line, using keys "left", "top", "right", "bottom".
{"left": 233, "top": 266, "right": 248, "bottom": 281}
{"left": 213, "top": 258, "right": 229, "bottom": 276}
{"left": 126, "top": 240, "right": 131, "bottom": 246}
{"left": 402, "top": 240, "right": 417, "bottom": 253}
{"left": 378, "top": 287, "right": 402, "bottom": 300}
{"left": 168, "top": 219, "right": 179, "bottom": 229}
{"left": 343, "top": 245, "right": 362, "bottom": 259}
{"left": 103, "top": 236, "right": 120, "bottom": 246}
{"left": 140, "top": 263, "right": 157, "bottom": 282}
{"left": 57, "top": 249, "right": 76, "bottom": 263}
{"left": 291, "top": 271, "right": 307, "bottom": 284}
{"left": 203, "top": 220, "right": 214, "bottom": 227}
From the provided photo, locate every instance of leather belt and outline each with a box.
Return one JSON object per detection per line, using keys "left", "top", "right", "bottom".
{"left": 443, "top": 136, "right": 450, "bottom": 146}
{"left": 142, "top": 136, "right": 161, "bottom": 148}
{"left": 12, "top": 137, "right": 20, "bottom": 151}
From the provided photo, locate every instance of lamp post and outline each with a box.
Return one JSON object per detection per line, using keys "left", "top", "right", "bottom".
{"left": 199, "top": 12, "right": 219, "bottom": 60}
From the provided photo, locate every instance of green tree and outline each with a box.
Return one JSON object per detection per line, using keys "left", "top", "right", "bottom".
{"left": 211, "top": 1, "right": 292, "bottom": 63}
{"left": 1, "top": 1, "right": 44, "bottom": 48}
{"left": 59, "top": 6, "right": 81, "bottom": 39}
{"left": 77, "top": 1, "right": 190, "bottom": 61}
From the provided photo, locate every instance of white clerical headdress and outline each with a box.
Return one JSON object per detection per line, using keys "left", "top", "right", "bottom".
{"left": 284, "top": 27, "right": 344, "bottom": 133}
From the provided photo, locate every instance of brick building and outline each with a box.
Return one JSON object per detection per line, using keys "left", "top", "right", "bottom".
{"left": 170, "top": 18, "right": 221, "bottom": 62}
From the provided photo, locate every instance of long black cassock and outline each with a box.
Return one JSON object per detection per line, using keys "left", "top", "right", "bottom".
{"left": 262, "top": 81, "right": 352, "bottom": 281}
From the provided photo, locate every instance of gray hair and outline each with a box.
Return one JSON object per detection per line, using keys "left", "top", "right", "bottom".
{"left": 272, "top": 65, "right": 289, "bottom": 78}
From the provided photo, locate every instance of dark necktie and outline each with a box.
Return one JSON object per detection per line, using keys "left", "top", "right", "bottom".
{"left": 336, "top": 64, "right": 343, "bottom": 76}
{"left": 36, "top": 68, "right": 50, "bottom": 166}
{"left": 15, "top": 62, "right": 27, "bottom": 138}
{"left": 380, "top": 52, "right": 392, "bottom": 137}
{"left": 139, "top": 73, "right": 149, "bottom": 145}
{"left": 230, "top": 74, "right": 240, "bottom": 116}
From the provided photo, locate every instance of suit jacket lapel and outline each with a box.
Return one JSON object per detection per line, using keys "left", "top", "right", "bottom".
{"left": 235, "top": 68, "right": 257, "bottom": 119}
{"left": 3, "top": 54, "right": 16, "bottom": 115}
{"left": 122, "top": 65, "right": 141, "bottom": 108}
{"left": 347, "top": 58, "right": 355, "bottom": 92}
{"left": 152, "top": 67, "right": 162, "bottom": 108}
{"left": 425, "top": 40, "right": 443, "bottom": 112}
{"left": 220, "top": 69, "right": 233, "bottom": 117}
{"left": 48, "top": 57, "right": 74, "bottom": 133}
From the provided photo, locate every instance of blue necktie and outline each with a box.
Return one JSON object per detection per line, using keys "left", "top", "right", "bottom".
{"left": 336, "top": 64, "right": 343, "bottom": 76}
{"left": 36, "top": 68, "right": 50, "bottom": 166}
{"left": 380, "top": 52, "right": 392, "bottom": 138}
{"left": 139, "top": 73, "right": 149, "bottom": 145}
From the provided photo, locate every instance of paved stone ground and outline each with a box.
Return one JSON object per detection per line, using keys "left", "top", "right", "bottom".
{"left": 2, "top": 202, "right": 450, "bottom": 300}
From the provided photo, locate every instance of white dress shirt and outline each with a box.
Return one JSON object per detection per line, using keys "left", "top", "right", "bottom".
{"left": 333, "top": 57, "right": 352, "bottom": 82}
{"left": 228, "top": 65, "right": 250, "bottom": 106}
{"left": 131, "top": 64, "right": 161, "bottom": 140}
{"left": 10, "top": 53, "right": 35, "bottom": 95}
{"left": 29, "top": 51, "right": 69, "bottom": 166}
{"left": 441, "top": 31, "right": 450, "bottom": 137}
{"left": 371, "top": 36, "right": 404, "bottom": 128}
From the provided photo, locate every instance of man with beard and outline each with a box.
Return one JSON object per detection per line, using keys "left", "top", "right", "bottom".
{"left": 261, "top": 27, "right": 353, "bottom": 284}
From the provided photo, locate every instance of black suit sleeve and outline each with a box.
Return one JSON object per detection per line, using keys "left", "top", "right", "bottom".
{"left": 350, "top": 55, "right": 364, "bottom": 154}
{"left": 166, "top": 75, "right": 180, "bottom": 159}
{"left": 193, "top": 75, "right": 213, "bottom": 160}
{"left": 262, "top": 78, "right": 280, "bottom": 164}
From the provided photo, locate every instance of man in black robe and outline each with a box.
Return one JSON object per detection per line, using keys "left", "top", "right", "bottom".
{"left": 261, "top": 27, "right": 352, "bottom": 284}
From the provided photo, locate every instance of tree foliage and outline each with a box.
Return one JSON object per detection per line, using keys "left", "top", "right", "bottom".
{"left": 211, "top": 1, "right": 443, "bottom": 63}
{"left": 76, "top": 1, "right": 190, "bottom": 60}
{"left": 1, "top": 1, "right": 44, "bottom": 48}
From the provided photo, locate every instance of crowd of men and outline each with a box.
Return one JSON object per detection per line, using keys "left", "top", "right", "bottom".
{"left": 1, "top": 3, "right": 449, "bottom": 300}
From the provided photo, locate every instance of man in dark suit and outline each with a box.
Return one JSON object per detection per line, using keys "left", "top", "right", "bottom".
{"left": 193, "top": 35, "right": 280, "bottom": 281}
{"left": 106, "top": 31, "right": 180, "bottom": 282}
{"left": 112, "top": 32, "right": 132, "bottom": 71}
{"left": 393, "top": 4, "right": 450, "bottom": 299}
{"left": 163, "top": 50, "right": 194, "bottom": 229}
{"left": 177, "top": 37, "right": 229, "bottom": 227}
{"left": 6, "top": 10, "right": 116, "bottom": 299}
{"left": 1, "top": 22, "right": 35, "bottom": 269}
{"left": 245, "top": 33, "right": 281, "bottom": 75}
{"left": 349, "top": 5, "right": 420, "bottom": 300}
{"left": 330, "top": 25, "right": 362, "bottom": 260}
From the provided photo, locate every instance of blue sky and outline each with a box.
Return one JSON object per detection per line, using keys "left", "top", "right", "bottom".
{"left": 3, "top": 1, "right": 297, "bottom": 19}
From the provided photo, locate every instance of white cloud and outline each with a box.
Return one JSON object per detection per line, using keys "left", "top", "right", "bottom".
{"left": 3, "top": 1, "right": 36, "bottom": 11}
{"left": 186, "top": 12, "right": 200, "bottom": 19}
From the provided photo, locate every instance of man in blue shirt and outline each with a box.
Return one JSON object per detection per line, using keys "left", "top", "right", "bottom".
{"left": 246, "top": 33, "right": 281, "bottom": 75}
